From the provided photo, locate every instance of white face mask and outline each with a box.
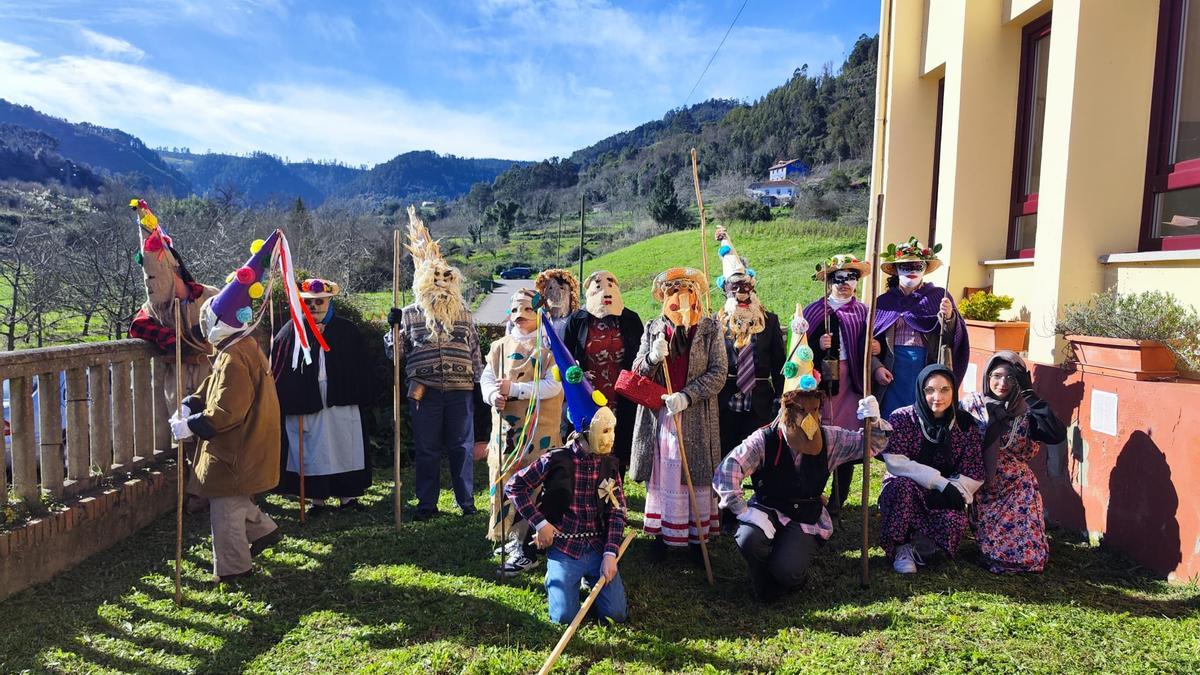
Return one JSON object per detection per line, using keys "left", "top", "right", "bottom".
{"left": 899, "top": 274, "right": 923, "bottom": 290}
{"left": 585, "top": 273, "right": 624, "bottom": 318}
{"left": 589, "top": 406, "right": 617, "bottom": 455}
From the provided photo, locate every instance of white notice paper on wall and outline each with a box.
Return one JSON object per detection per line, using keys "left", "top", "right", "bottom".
{"left": 1090, "top": 389, "right": 1118, "bottom": 436}
{"left": 963, "top": 363, "right": 978, "bottom": 393}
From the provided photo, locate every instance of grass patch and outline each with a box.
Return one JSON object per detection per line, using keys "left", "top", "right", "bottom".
{"left": 1, "top": 462, "right": 1196, "bottom": 673}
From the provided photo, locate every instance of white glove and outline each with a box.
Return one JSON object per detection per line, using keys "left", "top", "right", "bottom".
{"left": 648, "top": 335, "right": 669, "bottom": 364}
{"left": 790, "top": 316, "right": 809, "bottom": 335}
{"left": 736, "top": 508, "right": 776, "bottom": 540}
{"left": 169, "top": 412, "right": 194, "bottom": 440}
{"left": 856, "top": 395, "right": 880, "bottom": 421}
{"left": 661, "top": 392, "right": 689, "bottom": 415}
{"left": 179, "top": 403, "right": 192, "bottom": 418}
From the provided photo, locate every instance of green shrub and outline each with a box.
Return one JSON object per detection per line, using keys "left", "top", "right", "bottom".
{"left": 958, "top": 291, "right": 1014, "bottom": 322}
{"left": 714, "top": 198, "right": 772, "bottom": 223}
{"left": 1055, "top": 289, "right": 1200, "bottom": 371}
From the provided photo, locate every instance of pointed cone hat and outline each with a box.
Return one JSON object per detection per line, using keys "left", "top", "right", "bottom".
{"left": 540, "top": 308, "right": 608, "bottom": 432}
{"left": 210, "top": 230, "right": 278, "bottom": 330}
{"left": 715, "top": 231, "right": 754, "bottom": 292}
{"left": 781, "top": 324, "right": 821, "bottom": 394}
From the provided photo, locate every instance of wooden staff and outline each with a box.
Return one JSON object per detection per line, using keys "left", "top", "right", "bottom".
{"left": 298, "top": 416, "right": 306, "bottom": 524}
{"left": 658, "top": 308, "right": 714, "bottom": 586}
{"left": 689, "top": 148, "right": 712, "bottom": 315}
{"left": 173, "top": 298, "right": 185, "bottom": 606}
{"left": 393, "top": 228, "right": 404, "bottom": 530}
{"left": 936, "top": 261, "right": 953, "bottom": 368}
{"left": 495, "top": 344, "right": 507, "bottom": 574}
{"left": 536, "top": 531, "right": 636, "bottom": 675}
{"left": 859, "top": 194, "right": 885, "bottom": 588}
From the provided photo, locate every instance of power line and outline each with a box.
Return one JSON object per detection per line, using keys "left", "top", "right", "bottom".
{"left": 682, "top": 0, "right": 750, "bottom": 107}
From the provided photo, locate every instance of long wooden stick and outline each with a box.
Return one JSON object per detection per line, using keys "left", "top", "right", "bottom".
{"left": 658, "top": 316, "right": 714, "bottom": 586}
{"left": 536, "top": 531, "right": 636, "bottom": 675}
{"left": 392, "top": 228, "right": 404, "bottom": 530}
{"left": 298, "top": 415, "right": 306, "bottom": 524}
{"left": 689, "top": 148, "right": 711, "bottom": 315}
{"left": 173, "top": 298, "right": 185, "bottom": 606}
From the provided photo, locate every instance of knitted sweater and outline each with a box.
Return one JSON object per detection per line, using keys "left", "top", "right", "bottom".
{"left": 396, "top": 303, "right": 482, "bottom": 391}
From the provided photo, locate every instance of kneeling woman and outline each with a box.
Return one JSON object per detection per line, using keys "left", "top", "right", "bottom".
{"left": 878, "top": 364, "right": 983, "bottom": 574}
{"left": 961, "top": 351, "right": 1066, "bottom": 573}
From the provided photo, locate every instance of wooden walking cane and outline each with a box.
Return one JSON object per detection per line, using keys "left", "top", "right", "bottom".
{"left": 392, "top": 228, "right": 404, "bottom": 530}
{"left": 536, "top": 531, "right": 636, "bottom": 675}
{"left": 298, "top": 416, "right": 306, "bottom": 524}
{"left": 173, "top": 298, "right": 185, "bottom": 606}
{"left": 658, "top": 303, "right": 714, "bottom": 586}
{"left": 936, "top": 261, "right": 953, "bottom": 368}
{"left": 689, "top": 148, "right": 712, "bottom": 315}
{"left": 859, "top": 193, "right": 885, "bottom": 588}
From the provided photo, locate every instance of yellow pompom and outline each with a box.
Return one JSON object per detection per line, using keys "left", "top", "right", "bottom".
{"left": 551, "top": 366, "right": 561, "bottom": 382}
{"left": 225, "top": 271, "right": 236, "bottom": 284}
{"left": 592, "top": 390, "right": 608, "bottom": 407}
{"left": 250, "top": 239, "right": 265, "bottom": 254}
{"left": 248, "top": 282, "right": 264, "bottom": 299}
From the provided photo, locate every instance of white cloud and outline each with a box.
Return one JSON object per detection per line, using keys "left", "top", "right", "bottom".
{"left": 304, "top": 12, "right": 356, "bottom": 44}
{"left": 78, "top": 27, "right": 144, "bottom": 61}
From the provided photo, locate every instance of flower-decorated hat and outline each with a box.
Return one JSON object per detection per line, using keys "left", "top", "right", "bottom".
{"left": 714, "top": 228, "right": 756, "bottom": 292}
{"left": 812, "top": 253, "right": 873, "bottom": 281}
{"left": 880, "top": 236, "right": 943, "bottom": 276}
{"left": 541, "top": 308, "right": 609, "bottom": 432}
{"left": 298, "top": 278, "right": 341, "bottom": 299}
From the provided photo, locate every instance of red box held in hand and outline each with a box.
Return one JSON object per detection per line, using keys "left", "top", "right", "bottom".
{"left": 615, "top": 369, "right": 667, "bottom": 411}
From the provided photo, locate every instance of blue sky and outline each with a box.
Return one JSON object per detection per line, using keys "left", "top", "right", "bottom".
{"left": 0, "top": 0, "right": 879, "bottom": 166}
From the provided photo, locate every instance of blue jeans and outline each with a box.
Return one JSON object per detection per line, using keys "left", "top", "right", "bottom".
{"left": 881, "top": 345, "right": 927, "bottom": 418}
{"left": 545, "top": 548, "right": 628, "bottom": 624}
{"left": 410, "top": 388, "right": 474, "bottom": 512}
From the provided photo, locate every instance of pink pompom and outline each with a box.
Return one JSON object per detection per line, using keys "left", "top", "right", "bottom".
{"left": 235, "top": 266, "right": 255, "bottom": 284}
{"left": 143, "top": 235, "right": 163, "bottom": 253}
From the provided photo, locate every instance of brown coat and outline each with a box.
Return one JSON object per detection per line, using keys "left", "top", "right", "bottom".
{"left": 629, "top": 316, "right": 727, "bottom": 485}
{"left": 184, "top": 337, "right": 280, "bottom": 498}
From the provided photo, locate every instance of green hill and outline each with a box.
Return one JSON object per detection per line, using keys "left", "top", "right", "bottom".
{"left": 580, "top": 220, "right": 867, "bottom": 321}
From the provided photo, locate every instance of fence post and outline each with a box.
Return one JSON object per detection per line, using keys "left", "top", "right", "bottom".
{"left": 88, "top": 363, "right": 113, "bottom": 474}
{"left": 152, "top": 358, "right": 171, "bottom": 453}
{"left": 65, "top": 367, "right": 90, "bottom": 494}
{"left": 37, "top": 371, "right": 64, "bottom": 499}
{"left": 10, "top": 376, "right": 39, "bottom": 503}
{"left": 112, "top": 361, "right": 134, "bottom": 468}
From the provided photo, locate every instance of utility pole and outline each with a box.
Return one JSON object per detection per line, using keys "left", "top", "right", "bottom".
{"left": 557, "top": 212, "right": 563, "bottom": 268}
{"left": 578, "top": 196, "right": 586, "bottom": 283}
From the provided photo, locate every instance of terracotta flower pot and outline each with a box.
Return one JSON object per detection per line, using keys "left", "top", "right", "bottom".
{"left": 1066, "top": 335, "right": 1179, "bottom": 381}
{"left": 964, "top": 319, "right": 1029, "bottom": 353}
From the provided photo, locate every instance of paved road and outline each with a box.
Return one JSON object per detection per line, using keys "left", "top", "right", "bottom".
{"left": 473, "top": 278, "right": 534, "bottom": 324}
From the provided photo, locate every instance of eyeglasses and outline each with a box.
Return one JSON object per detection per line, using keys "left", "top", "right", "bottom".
{"left": 660, "top": 280, "right": 696, "bottom": 294}
{"left": 988, "top": 373, "right": 1015, "bottom": 384}
{"left": 897, "top": 262, "right": 927, "bottom": 273}
{"left": 830, "top": 272, "right": 860, "bottom": 284}
{"left": 302, "top": 298, "right": 329, "bottom": 307}
{"left": 727, "top": 280, "right": 754, "bottom": 292}
{"left": 922, "top": 385, "right": 953, "bottom": 396}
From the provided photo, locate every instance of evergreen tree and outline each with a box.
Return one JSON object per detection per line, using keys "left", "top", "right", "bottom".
{"left": 647, "top": 171, "right": 689, "bottom": 230}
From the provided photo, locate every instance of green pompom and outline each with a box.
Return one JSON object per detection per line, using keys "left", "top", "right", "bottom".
{"left": 134, "top": 252, "right": 143, "bottom": 266}
{"left": 565, "top": 365, "right": 584, "bottom": 384}
{"left": 782, "top": 361, "right": 799, "bottom": 379}
{"left": 796, "top": 346, "right": 813, "bottom": 362}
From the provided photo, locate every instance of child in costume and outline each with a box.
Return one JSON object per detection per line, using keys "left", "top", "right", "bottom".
{"left": 482, "top": 289, "right": 563, "bottom": 576}
{"left": 562, "top": 270, "right": 644, "bottom": 472}
{"left": 872, "top": 237, "right": 969, "bottom": 418}
{"left": 505, "top": 320, "right": 627, "bottom": 624}
{"left": 878, "top": 364, "right": 983, "bottom": 574}
{"left": 534, "top": 268, "right": 580, "bottom": 340}
{"left": 386, "top": 207, "right": 482, "bottom": 519}
{"left": 712, "top": 228, "right": 785, "bottom": 461}
{"left": 169, "top": 229, "right": 317, "bottom": 582}
{"left": 272, "top": 278, "right": 377, "bottom": 513}
{"left": 629, "top": 267, "right": 727, "bottom": 562}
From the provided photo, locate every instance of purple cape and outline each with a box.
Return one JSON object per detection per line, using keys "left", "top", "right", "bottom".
{"left": 872, "top": 282, "right": 970, "bottom": 385}
{"left": 802, "top": 296, "right": 869, "bottom": 396}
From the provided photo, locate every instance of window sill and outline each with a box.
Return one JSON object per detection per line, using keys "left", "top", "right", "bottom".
{"left": 980, "top": 258, "right": 1036, "bottom": 267}
{"left": 1098, "top": 250, "right": 1200, "bottom": 264}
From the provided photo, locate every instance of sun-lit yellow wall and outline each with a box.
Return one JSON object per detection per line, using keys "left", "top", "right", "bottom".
{"left": 988, "top": 262, "right": 1038, "bottom": 322}
{"left": 1104, "top": 261, "right": 1200, "bottom": 303}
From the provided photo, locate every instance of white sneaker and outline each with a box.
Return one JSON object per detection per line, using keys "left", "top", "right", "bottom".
{"left": 498, "top": 550, "right": 540, "bottom": 578}
{"left": 893, "top": 544, "right": 918, "bottom": 574}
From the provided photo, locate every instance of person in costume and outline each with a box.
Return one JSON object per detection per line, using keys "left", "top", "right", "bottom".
{"left": 797, "top": 254, "right": 881, "bottom": 517}
{"left": 505, "top": 325, "right": 627, "bottom": 625}
{"left": 960, "top": 351, "right": 1066, "bottom": 574}
{"left": 127, "top": 199, "right": 219, "bottom": 512}
{"left": 482, "top": 289, "right": 564, "bottom": 576}
{"left": 629, "top": 267, "right": 727, "bottom": 561}
{"left": 386, "top": 207, "right": 482, "bottom": 520}
{"left": 715, "top": 385, "right": 888, "bottom": 602}
{"left": 534, "top": 268, "right": 580, "bottom": 340}
{"left": 712, "top": 227, "right": 785, "bottom": 462}
{"left": 562, "top": 271, "right": 643, "bottom": 472}
{"left": 878, "top": 364, "right": 983, "bottom": 574}
{"left": 873, "top": 237, "right": 969, "bottom": 418}
{"left": 169, "top": 229, "right": 315, "bottom": 582}
{"left": 272, "top": 278, "right": 376, "bottom": 513}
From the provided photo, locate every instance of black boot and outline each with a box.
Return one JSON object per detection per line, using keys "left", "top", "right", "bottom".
{"left": 647, "top": 535, "right": 667, "bottom": 562}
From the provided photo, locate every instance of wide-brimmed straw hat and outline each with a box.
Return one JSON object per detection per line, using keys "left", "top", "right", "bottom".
{"left": 651, "top": 267, "right": 708, "bottom": 303}
{"left": 298, "top": 278, "right": 341, "bottom": 299}
{"left": 812, "top": 253, "right": 873, "bottom": 281}
{"left": 880, "top": 236, "right": 943, "bottom": 276}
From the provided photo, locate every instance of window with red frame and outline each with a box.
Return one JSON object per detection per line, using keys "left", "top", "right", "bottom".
{"left": 1008, "top": 15, "right": 1051, "bottom": 259}
{"left": 1143, "top": 0, "right": 1200, "bottom": 251}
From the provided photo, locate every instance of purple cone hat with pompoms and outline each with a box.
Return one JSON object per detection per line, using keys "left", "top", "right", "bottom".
{"left": 210, "top": 230, "right": 278, "bottom": 330}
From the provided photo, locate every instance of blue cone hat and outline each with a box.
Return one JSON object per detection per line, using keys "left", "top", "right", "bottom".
{"left": 540, "top": 309, "right": 608, "bottom": 432}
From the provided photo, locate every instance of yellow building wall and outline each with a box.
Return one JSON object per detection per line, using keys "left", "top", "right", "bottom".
{"left": 988, "top": 262, "right": 1039, "bottom": 322}
{"left": 1105, "top": 262, "right": 1200, "bottom": 308}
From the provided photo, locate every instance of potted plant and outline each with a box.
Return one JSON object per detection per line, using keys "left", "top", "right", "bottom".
{"left": 958, "top": 291, "right": 1030, "bottom": 353}
{"left": 1054, "top": 289, "right": 1200, "bottom": 380}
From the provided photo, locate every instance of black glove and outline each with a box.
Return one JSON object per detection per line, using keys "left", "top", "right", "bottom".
{"left": 387, "top": 307, "right": 403, "bottom": 327}
{"left": 1012, "top": 365, "right": 1036, "bottom": 400}
{"left": 926, "top": 483, "right": 966, "bottom": 511}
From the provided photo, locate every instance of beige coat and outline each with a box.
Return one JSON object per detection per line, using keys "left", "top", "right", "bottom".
{"left": 629, "top": 316, "right": 727, "bottom": 485}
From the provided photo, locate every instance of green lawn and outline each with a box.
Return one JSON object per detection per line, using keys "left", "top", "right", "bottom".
{"left": 1, "top": 462, "right": 1196, "bottom": 673}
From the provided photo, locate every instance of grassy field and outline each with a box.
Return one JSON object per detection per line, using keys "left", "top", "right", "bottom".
{"left": 0, "top": 462, "right": 1196, "bottom": 673}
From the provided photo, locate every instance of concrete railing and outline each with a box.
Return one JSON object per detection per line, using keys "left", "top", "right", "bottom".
{"left": 1, "top": 340, "right": 172, "bottom": 506}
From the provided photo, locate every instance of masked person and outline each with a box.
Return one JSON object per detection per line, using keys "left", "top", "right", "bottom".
{"left": 169, "top": 230, "right": 312, "bottom": 583}
{"left": 873, "top": 237, "right": 969, "bottom": 418}
{"left": 482, "top": 289, "right": 564, "bottom": 577}
{"left": 562, "top": 271, "right": 644, "bottom": 472}
{"left": 386, "top": 207, "right": 482, "bottom": 520}
{"left": 272, "top": 278, "right": 376, "bottom": 513}
{"left": 505, "top": 327, "right": 627, "bottom": 625}
{"left": 715, "top": 388, "right": 888, "bottom": 601}
{"left": 878, "top": 364, "right": 983, "bottom": 574}
{"left": 534, "top": 268, "right": 580, "bottom": 340}
{"left": 127, "top": 199, "right": 219, "bottom": 513}
{"left": 797, "top": 254, "right": 879, "bottom": 518}
{"left": 961, "top": 352, "right": 1066, "bottom": 574}
{"left": 713, "top": 228, "right": 785, "bottom": 462}
{"left": 630, "top": 268, "right": 727, "bottom": 562}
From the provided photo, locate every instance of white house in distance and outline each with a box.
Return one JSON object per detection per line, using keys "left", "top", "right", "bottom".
{"left": 747, "top": 158, "right": 809, "bottom": 205}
